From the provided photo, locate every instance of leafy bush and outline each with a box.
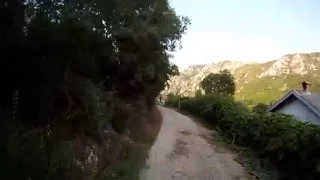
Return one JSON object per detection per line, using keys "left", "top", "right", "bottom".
{"left": 252, "top": 103, "right": 269, "bottom": 115}
{"left": 166, "top": 95, "right": 320, "bottom": 179}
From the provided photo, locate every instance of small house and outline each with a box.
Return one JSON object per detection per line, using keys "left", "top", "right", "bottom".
{"left": 269, "top": 86, "right": 320, "bottom": 125}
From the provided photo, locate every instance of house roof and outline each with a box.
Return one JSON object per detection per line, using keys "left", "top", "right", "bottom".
{"left": 269, "top": 90, "right": 320, "bottom": 118}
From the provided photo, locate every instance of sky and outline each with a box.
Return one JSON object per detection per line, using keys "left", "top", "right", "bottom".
{"left": 169, "top": 0, "right": 320, "bottom": 70}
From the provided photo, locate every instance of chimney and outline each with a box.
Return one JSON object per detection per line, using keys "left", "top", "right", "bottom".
{"left": 301, "top": 81, "right": 311, "bottom": 93}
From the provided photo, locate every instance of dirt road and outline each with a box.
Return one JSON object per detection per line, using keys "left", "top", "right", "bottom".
{"left": 139, "top": 106, "right": 253, "bottom": 180}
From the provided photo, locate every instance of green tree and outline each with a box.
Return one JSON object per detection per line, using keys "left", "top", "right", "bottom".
{"left": 0, "top": 0, "right": 190, "bottom": 114}
{"left": 252, "top": 103, "right": 269, "bottom": 114}
{"left": 1, "top": 0, "right": 190, "bottom": 179}
{"left": 195, "top": 89, "right": 202, "bottom": 97}
{"left": 166, "top": 93, "right": 175, "bottom": 101}
{"left": 200, "top": 70, "right": 235, "bottom": 96}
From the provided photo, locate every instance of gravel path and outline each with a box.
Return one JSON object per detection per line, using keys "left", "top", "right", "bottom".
{"left": 139, "top": 106, "right": 253, "bottom": 180}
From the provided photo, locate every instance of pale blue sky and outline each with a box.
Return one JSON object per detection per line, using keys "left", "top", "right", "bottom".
{"left": 169, "top": 0, "right": 320, "bottom": 69}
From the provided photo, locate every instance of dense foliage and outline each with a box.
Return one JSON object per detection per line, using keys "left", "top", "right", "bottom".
{"left": 200, "top": 70, "right": 235, "bottom": 96}
{"left": 165, "top": 95, "right": 320, "bottom": 179}
{"left": 1, "top": 0, "right": 189, "bottom": 179}
{"left": 252, "top": 103, "right": 269, "bottom": 115}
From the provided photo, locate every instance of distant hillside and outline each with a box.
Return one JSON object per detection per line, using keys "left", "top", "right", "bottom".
{"left": 163, "top": 52, "right": 320, "bottom": 105}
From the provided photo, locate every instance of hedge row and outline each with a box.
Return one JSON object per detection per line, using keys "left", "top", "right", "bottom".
{"left": 165, "top": 95, "right": 320, "bottom": 179}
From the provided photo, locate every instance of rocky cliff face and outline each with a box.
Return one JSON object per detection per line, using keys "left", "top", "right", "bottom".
{"left": 163, "top": 52, "right": 320, "bottom": 104}
{"left": 259, "top": 53, "right": 320, "bottom": 77}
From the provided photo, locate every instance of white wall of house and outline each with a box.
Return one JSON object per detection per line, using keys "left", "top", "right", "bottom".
{"left": 275, "top": 98, "right": 320, "bottom": 125}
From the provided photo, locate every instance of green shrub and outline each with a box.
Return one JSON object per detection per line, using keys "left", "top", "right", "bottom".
{"left": 252, "top": 103, "right": 269, "bottom": 115}
{"left": 165, "top": 95, "right": 320, "bottom": 179}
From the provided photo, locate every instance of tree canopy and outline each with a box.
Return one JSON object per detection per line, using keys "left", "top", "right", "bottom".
{"left": 1, "top": 0, "right": 190, "bottom": 116}
{"left": 252, "top": 103, "right": 269, "bottom": 114}
{"left": 0, "top": 1, "right": 190, "bottom": 179}
{"left": 200, "top": 70, "right": 235, "bottom": 96}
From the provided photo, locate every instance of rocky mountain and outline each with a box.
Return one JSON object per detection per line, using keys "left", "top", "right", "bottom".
{"left": 163, "top": 52, "right": 320, "bottom": 105}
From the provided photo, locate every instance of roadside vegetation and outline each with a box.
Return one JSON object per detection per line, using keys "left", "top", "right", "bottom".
{"left": 95, "top": 108, "right": 163, "bottom": 180}
{"left": 165, "top": 70, "right": 320, "bottom": 180}
{"left": 1, "top": 0, "right": 188, "bottom": 179}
